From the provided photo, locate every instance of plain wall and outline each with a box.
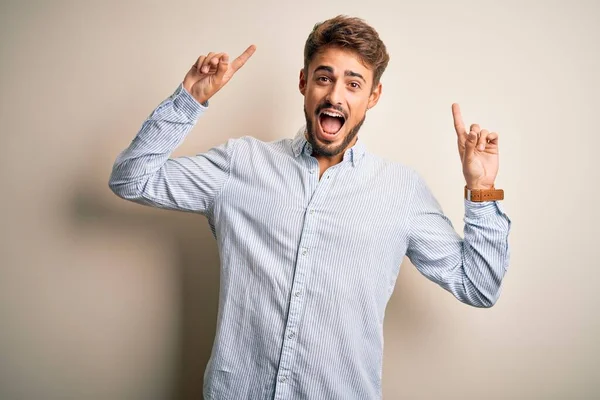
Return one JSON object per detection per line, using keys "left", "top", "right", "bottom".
{"left": 1, "top": 0, "right": 598, "bottom": 399}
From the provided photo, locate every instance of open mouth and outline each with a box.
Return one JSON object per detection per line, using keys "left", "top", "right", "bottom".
{"left": 318, "top": 109, "right": 346, "bottom": 138}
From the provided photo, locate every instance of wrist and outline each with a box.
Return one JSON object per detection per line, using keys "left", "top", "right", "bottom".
{"left": 465, "top": 182, "right": 494, "bottom": 190}
{"left": 181, "top": 83, "right": 209, "bottom": 106}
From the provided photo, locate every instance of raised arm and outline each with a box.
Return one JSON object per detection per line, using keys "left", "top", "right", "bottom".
{"left": 108, "top": 46, "right": 256, "bottom": 215}
{"left": 406, "top": 105, "right": 511, "bottom": 307}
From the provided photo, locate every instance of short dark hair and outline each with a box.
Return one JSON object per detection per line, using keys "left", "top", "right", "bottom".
{"left": 303, "top": 15, "right": 390, "bottom": 89}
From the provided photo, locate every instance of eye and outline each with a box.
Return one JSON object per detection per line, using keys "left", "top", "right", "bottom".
{"left": 349, "top": 82, "right": 361, "bottom": 89}
{"left": 317, "top": 76, "right": 331, "bottom": 83}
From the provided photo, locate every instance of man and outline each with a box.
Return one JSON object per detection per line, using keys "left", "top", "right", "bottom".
{"left": 109, "top": 15, "right": 511, "bottom": 400}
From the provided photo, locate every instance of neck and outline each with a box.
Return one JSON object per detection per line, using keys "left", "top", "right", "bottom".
{"left": 311, "top": 137, "right": 357, "bottom": 179}
{"left": 314, "top": 154, "right": 343, "bottom": 178}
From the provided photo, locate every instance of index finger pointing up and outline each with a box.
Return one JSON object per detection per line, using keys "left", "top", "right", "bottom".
{"left": 452, "top": 103, "right": 466, "bottom": 136}
{"left": 231, "top": 44, "right": 257, "bottom": 73}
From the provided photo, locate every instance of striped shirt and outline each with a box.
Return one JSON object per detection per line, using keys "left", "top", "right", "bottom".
{"left": 109, "top": 84, "right": 511, "bottom": 400}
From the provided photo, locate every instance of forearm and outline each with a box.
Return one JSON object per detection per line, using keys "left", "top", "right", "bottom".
{"left": 456, "top": 200, "right": 511, "bottom": 307}
{"left": 406, "top": 173, "right": 512, "bottom": 308}
{"left": 108, "top": 84, "right": 205, "bottom": 200}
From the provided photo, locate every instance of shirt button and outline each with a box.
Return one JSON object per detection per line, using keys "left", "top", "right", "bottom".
{"left": 301, "top": 248, "right": 308, "bottom": 256}
{"left": 279, "top": 376, "right": 288, "bottom": 383}
{"left": 309, "top": 209, "right": 314, "bottom": 214}
{"left": 288, "top": 331, "right": 295, "bottom": 339}
{"left": 294, "top": 291, "right": 302, "bottom": 297}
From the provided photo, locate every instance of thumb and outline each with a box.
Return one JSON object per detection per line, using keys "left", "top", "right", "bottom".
{"left": 464, "top": 130, "right": 477, "bottom": 163}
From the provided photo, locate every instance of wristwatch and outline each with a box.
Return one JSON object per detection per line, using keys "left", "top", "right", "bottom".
{"left": 464, "top": 186, "right": 504, "bottom": 202}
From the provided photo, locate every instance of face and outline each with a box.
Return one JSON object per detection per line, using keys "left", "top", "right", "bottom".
{"left": 299, "top": 47, "right": 381, "bottom": 158}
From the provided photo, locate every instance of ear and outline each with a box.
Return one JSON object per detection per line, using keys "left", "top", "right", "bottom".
{"left": 299, "top": 68, "right": 307, "bottom": 96}
{"left": 367, "top": 82, "right": 382, "bottom": 110}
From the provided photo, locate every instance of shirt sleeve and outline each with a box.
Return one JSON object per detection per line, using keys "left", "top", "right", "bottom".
{"left": 405, "top": 172, "right": 512, "bottom": 307}
{"left": 108, "top": 83, "right": 237, "bottom": 216}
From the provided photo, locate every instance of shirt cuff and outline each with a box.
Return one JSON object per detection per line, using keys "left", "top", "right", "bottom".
{"left": 170, "top": 83, "right": 208, "bottom": 122}
{"left": 464, "top": 199, "right": 506, "bottom": 219}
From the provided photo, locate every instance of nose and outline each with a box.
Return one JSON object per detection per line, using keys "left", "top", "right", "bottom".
{"left": 326, "top": 80, "right": 344, "bottom": 105}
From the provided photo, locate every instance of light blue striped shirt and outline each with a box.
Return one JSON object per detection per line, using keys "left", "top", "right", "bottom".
{"left": 109, "top": 84, "right": 511, "bottom": 400}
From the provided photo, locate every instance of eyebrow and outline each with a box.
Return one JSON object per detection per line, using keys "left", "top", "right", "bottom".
{"left": 313, "top": 65, "right": 366, "bottom": 83}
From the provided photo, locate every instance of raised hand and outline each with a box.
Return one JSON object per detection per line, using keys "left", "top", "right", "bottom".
{"left": 452, "top": 103, "right": 499, "bottom": 190}
{"left": 183, "top": 45, "right": 256, "bottom": 105}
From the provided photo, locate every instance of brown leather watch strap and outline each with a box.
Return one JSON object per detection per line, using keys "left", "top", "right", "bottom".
{"left": 464, "top": 186, "right": 504, "bottom": 202}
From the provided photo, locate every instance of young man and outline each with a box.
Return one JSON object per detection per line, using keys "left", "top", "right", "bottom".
{"left": 109, "top": 15, "right": 511, "bottom": 400}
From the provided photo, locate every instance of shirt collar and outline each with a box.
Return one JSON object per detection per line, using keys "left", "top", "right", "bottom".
{"left": 291, "top": 125, "right": 366, "bottom": 167}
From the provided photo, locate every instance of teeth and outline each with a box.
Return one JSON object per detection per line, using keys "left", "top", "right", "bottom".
{"left": 322, "top": 110, "right": 344, "bottom": 119}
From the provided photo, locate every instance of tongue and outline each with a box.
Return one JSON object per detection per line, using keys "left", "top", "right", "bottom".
{"left": 321, "top": 115, "right": 343, "bottom": 134}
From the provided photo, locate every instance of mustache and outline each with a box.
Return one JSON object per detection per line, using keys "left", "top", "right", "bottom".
{"left": 315, "top": 102, "right": 347, "bottom": 120}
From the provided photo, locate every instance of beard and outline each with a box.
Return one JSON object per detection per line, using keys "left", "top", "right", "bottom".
{"left": 304, "top": 105, "right": 366, "bottom": 157}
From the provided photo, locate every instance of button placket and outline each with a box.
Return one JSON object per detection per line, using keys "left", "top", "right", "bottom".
{"left": 274, "top": 244, "right": 309, "bottom": 397}
{"left": 275, "top": 156, "right": 338, "bottom": 400}
{"left": 274, "top": 238, "right": 313, "bottom": 398}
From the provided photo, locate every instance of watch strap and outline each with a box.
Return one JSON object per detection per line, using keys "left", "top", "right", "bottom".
{"left": 464, "top": 186, "right": 504, "bottom": 202}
